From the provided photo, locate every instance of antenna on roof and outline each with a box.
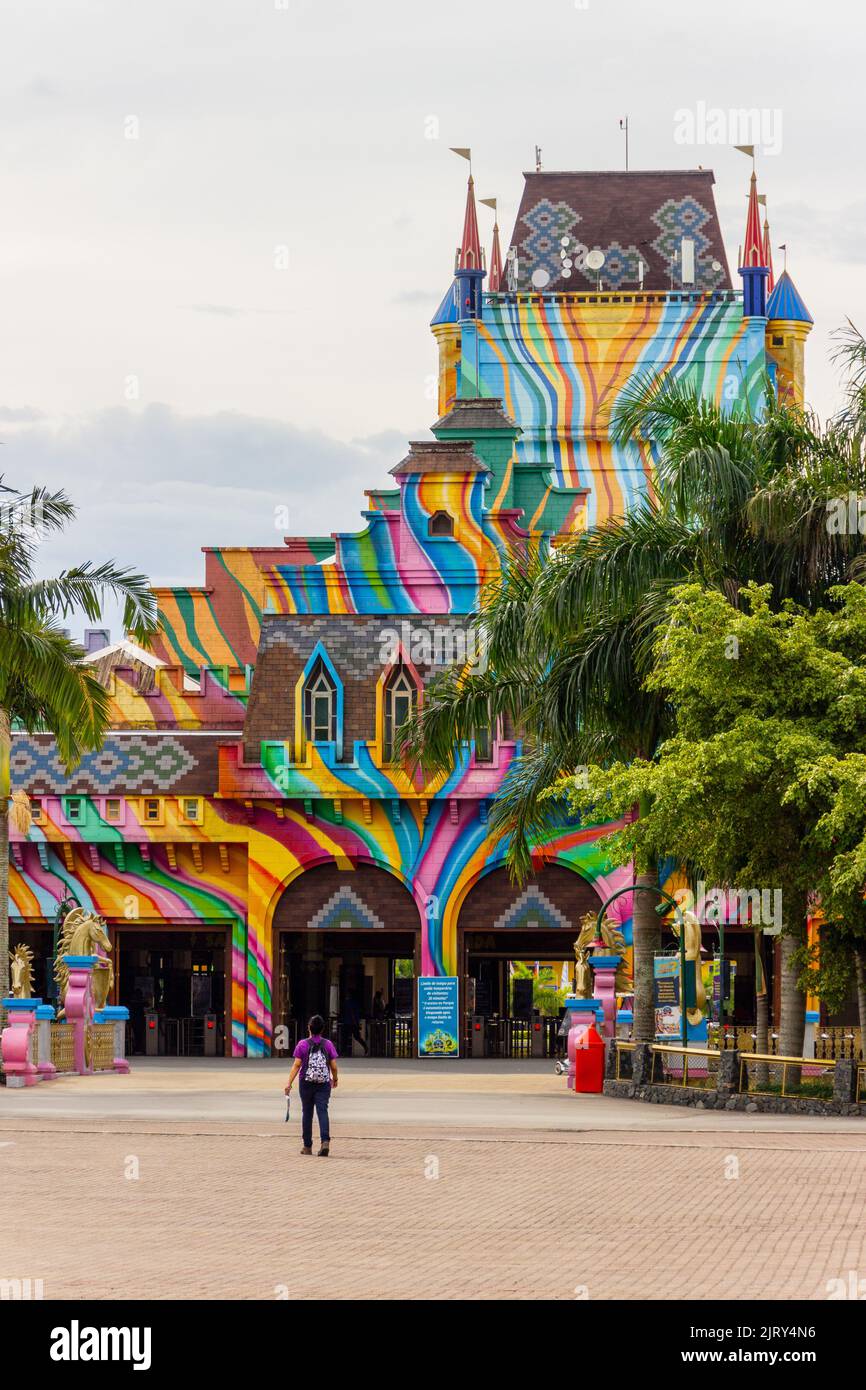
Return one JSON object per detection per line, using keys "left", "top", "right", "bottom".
{"left": 535, "top": 145, "right": 542, "bottom": 173}
{"left": 619, "top": 116, "right": 629, "bottom": 171}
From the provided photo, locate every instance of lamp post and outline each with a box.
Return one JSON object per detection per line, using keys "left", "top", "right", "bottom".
{"left": 595, "top": 882, "right": 689, "bottom": 1048}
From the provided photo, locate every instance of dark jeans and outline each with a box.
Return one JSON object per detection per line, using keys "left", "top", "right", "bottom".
{"left": 299, "top": 1080, "right": 331, "bottom": 1148}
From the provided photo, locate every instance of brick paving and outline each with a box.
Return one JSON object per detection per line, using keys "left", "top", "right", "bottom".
{"left": 2, "top": 1104, "right": 866, "bottom": 1299}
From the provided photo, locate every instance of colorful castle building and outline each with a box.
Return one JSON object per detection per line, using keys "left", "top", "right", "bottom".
{"left": 8, "top": 162, "right": 812, "bottom": 1057}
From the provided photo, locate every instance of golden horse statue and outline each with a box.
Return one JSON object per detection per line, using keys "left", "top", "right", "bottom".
{"left": 574, "top": 911, "right": 633, "bottom": 992}
{"left": 9, "top": 943, "right": 35, "bottom": 999}
{"left": 54, "top": 908, "right": 114, "bottom": 1017}
{"left": 671, "top": 908, "right": 706, "bottom": 1025}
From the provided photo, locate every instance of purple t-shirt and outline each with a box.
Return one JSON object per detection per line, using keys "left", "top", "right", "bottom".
{"left": 293, "top": 1035, "right": 338, "bottom": 1075}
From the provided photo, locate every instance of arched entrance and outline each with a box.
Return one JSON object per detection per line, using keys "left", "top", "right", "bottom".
{"left": 457, "top": 865, "right": 602, "bottom": 1058}
{"left": 272, "top": 863, "right": 422, "bottom": 1057}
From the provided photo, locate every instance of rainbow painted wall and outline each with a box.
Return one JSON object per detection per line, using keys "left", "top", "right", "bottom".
{"left": 8, "top": 165, "right": 799, "bottom": 1055}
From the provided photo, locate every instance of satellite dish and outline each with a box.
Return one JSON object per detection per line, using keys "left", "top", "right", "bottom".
{"left": 585, "top": 249, "right": 605, "bottom": 272}
{"left": 530, "top": 267, "right": 551, "bottom": 289}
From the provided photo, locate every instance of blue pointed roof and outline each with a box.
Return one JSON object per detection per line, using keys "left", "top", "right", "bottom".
{"left": 431, "top": 280, "right": 459, "bottom": 327}
{"left": 766, "top": 270, "right": 812, "bottom": 324}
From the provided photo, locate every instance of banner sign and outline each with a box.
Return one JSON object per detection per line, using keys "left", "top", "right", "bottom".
{"left": 417, "top": 976, "right": 459, "bottom": 1057}
{"left": 653, "top": 956, "right": 682, "bottom": 1039}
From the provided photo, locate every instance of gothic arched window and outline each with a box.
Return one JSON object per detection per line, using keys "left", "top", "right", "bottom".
{"left": 383, "top": 663, "right": 417, "bottom": 762}
{"left": 304, "top": 658, "right": 337, "bottom": 745}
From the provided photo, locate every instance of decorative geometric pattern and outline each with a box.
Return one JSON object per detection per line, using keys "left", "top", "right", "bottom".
{"left": 307, "top": 888, "right": 386, "bottom": 932}
{"left": 491, "top": 886, "right": 572, "bottom": 932}
{"left": 650, "top": 197, "right": 725, "bottom": 290}
{"left": 519, "top": 199, "right": 581, "bottom": 289}
{"left": 574, "top": 239, "right": 644, "bottom": 290}
{"left": 9, "top": 736, "right": 197, "bottom": 793}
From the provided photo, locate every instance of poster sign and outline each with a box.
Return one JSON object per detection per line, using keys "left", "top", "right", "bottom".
{"left": 417, "top": 976, "right": 459, "bottom": 1057}
{"left": 653, "top": 956, "right": 682, "bottom": 1039}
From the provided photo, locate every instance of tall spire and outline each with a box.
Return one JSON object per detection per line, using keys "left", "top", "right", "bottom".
{"left": 480, "top": 196, "right": 502, "bottom": 292}
{"left": 757, "top": 192, "right": 774, "bottom": 293}
{"left": 488, "top": 218, "right": 503, "bottom": 292}
{"left": 457, "top": 174, "right": 483, "bottom": 272}
{"left": 762, "top": 214, "right": 775, "bottom": 293}
{"left": 739, "top": 171, "right": 769, "bottom": 318}
{"left": 740, "top": 172, "right": 765, "bottom": 269}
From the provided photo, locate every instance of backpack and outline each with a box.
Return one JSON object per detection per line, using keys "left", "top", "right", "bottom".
{"left": 303, "top": 1039, "right": 331, "bottom": 1084}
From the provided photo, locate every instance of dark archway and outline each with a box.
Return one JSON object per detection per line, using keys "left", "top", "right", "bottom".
{"left": 272, "top": 863, "right": 421, "bottom": 1056}
{"left": 457, "top": 865, "right": 602, "bottom": 1054}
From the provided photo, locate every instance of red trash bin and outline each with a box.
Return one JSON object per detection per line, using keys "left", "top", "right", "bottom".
{"left": 572, "top": 1022, "right": 605, "bottom": 1093}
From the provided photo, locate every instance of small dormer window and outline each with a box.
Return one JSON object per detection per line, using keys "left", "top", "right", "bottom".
{"left": 429, "top": 510, "right": 454, "bottom": 538}
{"left": 383, "top": 664, "right": 418, "bottom": 762}
{"left": 304, "top": 659, "right": 337, "bottom": 745}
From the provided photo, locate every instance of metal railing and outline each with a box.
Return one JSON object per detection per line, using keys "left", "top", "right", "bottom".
{"left": 709, "top": 1025, "right": 863, "bottom": 1061}
{"left": 50, "top": 1023, "right": 75, "bottom": 1072}
{"left": 87, "top": 1023, "right": 116, "bottom": 1071}
{"left": 331, "top": 1016, "right": 413, "bottom": 1059}
{"left": 740, "top": 1052, "right": 836, "bottom": 1098}
{"left": 857, "top": 1066, "right": 866, "bottom": 1105}
{"left": 651, "top": 1043, "right": 721, "bottom": 1089}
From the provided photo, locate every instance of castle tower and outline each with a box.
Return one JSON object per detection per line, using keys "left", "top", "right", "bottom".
{"left": 765, "top": 268, "right": 813, "bottom": 407}
{"left": 431, "top": 174, "right": 487, "bottom": 416}
{"left": 739, "top": 171, "right": 769, "bottom": 319}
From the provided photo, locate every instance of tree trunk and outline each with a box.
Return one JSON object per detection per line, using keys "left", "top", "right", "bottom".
{"left": 755, "top": 956, "right": 770, "bottom": 1088}
{"left": 779, "top": 920, "right": 807, "bottom": 1058}
{"left": 854, "top": 945, "right": 866, "bottom": 1050}
{"left": 779, "top": 905, "right": 808, "bottom": 1090}
{"left": 0, "top": 707, "right": 10, "bottom": 1019}
{"left": 632, "top": 867, "right": 661, "bottom": 1043}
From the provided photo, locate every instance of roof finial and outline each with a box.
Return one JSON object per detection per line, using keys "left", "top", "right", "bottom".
{"left": 535, "top": 144, "right": 542, "bottom": 173}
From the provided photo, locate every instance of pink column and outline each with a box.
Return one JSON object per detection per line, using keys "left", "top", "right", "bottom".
{"left": 1, "top": 1001, "right": 39, "bottom": 1087}
{"left": 63, "top": 956, "right": 96, "bottom": 1074}
{"left": 588, "top": 955, "right": 620, "bottom": 1039}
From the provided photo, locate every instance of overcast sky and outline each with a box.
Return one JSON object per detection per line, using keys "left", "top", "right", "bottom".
{"left": 1, "top": 0, "right": 863, "bottom": 636}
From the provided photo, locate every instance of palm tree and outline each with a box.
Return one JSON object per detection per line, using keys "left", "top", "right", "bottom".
{"left": 1, "top": 482, "right": 156, "bottom": 1005}
{"left": 403, "top": 351, "right": 866, "bottom": 1047}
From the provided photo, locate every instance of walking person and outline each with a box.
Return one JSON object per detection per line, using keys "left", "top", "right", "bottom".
{"left": 285, "top": 1014, "right": 339, "bottom": 1156}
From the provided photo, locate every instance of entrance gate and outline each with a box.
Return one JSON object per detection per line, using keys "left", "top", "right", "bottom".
{"left": 458, "top": 866, "right": 604, "bottom": 1060}
{"left": 271, "top": 863, "right": 422, "bottom": 1059}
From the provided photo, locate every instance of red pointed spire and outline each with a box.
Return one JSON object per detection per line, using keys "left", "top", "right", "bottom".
{"left": 457, "top": 175, "right": 482, "bottom": 272}
{"left": 762, "top": 214, "right": 775, "bottom": 293}
{"left": 740, "top": 171, "right": 765, "bottom": 269}
{"left": 488, "top": 219, "right": 503, "bottom": 291}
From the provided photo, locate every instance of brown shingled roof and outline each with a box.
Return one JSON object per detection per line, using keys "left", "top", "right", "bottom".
{"left": 431, "top": 397, "right": 520, "bottom": 435}
{"left": 504, "top": 169, "right": 732, "bottom": 294}
{"left": 390, "top": 439, "right": 490, "bottom": 477}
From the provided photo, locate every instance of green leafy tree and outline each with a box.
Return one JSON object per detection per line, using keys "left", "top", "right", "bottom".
{"left": 1, "top": 483, "right": 156, "bottom": 1004}
{"left": 557, "top": 581, "right": 866, "bottom": 1056}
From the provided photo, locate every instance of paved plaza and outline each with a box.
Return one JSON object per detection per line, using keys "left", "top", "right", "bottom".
{"left": 2, "top": 1059, "right": 866, "bottom": 1300}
